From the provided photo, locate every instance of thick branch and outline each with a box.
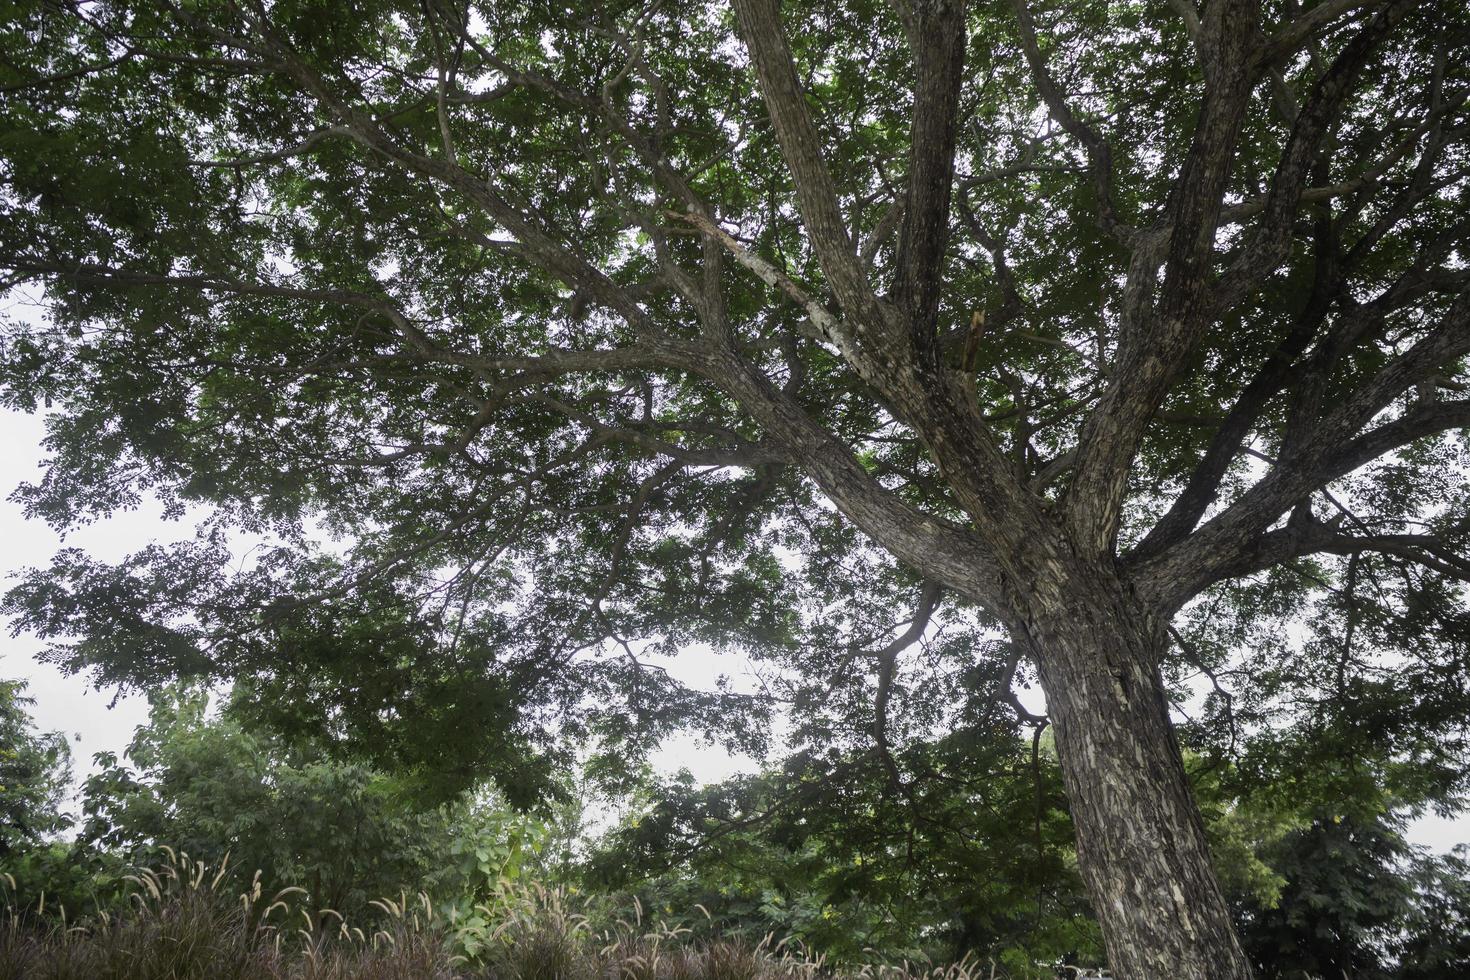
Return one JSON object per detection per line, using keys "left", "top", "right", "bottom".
{"left": 1062, "top": 0, "right": 1261, "bottom": 557}
{"left": 891, "top": 0, "right": 967, "bottom": 350}
{"left": 1137, "top": 390, "right": 1470, "bottom": 607}
{"left": 730, "top": 0, "right": 897, "bottom": 351}
{"left": 703, "top": 346, "right": 1007, "bottom": 608}
{"left": 1192, "top": 513, "right": 1470, "bottom": 593}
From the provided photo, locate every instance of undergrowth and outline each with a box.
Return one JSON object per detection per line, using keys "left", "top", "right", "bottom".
{"left": 0, "top": 852, "right": 1099, "bottom": 980}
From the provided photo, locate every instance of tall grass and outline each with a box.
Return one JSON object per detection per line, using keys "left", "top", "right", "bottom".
{"left": 0, "top": 854, "right": 1102, "bottom": 980}
{"left": 0, "top": 850, "right": 455, "bottom": 980}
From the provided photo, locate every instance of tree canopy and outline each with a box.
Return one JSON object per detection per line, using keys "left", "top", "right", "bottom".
{"left": 2, "top": 0, "right": 1468, "bottom": 973}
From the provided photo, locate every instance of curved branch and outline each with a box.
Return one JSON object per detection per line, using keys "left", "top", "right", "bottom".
{"left": 873, "top": 580, "right": 944, "bottom": 793}
{"left": 1007, "top": 0, "right": 1131, "bottom": 244}
{"left": 1213, "top": 0, "right": 1413, "bottom": 310}
{"left": 1137, "top": 392, "right": 1470, "bottom": 607}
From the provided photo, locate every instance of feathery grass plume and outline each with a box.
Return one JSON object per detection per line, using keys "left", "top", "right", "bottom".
{"left": 1, "top": 856, "right": 1092, "bottom": 978}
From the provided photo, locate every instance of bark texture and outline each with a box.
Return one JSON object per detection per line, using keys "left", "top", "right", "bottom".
{"left": 1020, "top": 588, "right": 1254, "bottom": 979}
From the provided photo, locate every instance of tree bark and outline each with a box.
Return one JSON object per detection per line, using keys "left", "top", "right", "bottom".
{"left": 1017, "top": 587, "right": 1253, "bottom": 979}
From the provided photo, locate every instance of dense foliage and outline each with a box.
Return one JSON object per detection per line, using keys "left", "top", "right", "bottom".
{"left": 77, "top": 686, "right": 563, "bottom": 918}
{"left": 590, "top": 734, "right": 1094, "bottom": 969}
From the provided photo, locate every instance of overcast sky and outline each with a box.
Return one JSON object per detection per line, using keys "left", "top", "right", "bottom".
{"left": 2, "top": 405, "right": 1464, "bottom": 851}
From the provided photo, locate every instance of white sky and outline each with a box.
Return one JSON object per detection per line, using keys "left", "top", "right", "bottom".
{"left": 1, "top": 405, "right": 1464, "bottom": 852}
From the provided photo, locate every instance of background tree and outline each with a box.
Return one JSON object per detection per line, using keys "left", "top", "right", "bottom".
{"left": 590, "top": 733, "right": 1098, "bottom": 971}
{"left": 78, "top": 685, "right": 559, "bottom": 918}
{"left": 1194, "top": 690, "right": 1470, "bottom": 977}
{"left": 588, "top": 689, "right": 1470, "bottom": 975}
{"left": 3, "top": 0, "right": 1469, "bottom": 974}
{"left": 1236, "top": 813, "right": 1413, "bottom": 979}
{"left": 0, "top": 679, "right": 71, "bottom": 859}
{"left": 1394, "top": 847, "right": 1470, "bottom": 979}
{"left": 0, "top": 676, "right": 130, "bottom": 919}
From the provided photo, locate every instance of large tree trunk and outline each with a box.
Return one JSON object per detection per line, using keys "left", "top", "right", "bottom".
{"left": 1019, "top": 591, "right": 1253, "bottom": 979}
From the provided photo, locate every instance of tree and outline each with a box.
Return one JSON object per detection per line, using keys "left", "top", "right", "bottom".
{"left": 1395, "top": 847, "right": 1470, "bottom": 979}
{"left": 590, "top": 733, "right": 1099, "bottom": 970}
{"left": 1237, "top": 813, "right": 1412, "bottom": 979}
{"left": 78, "top": 685, "right": 546, "bottom": 917}
{"left": 1, "top": 0, "right": 1467, "bottom": 974}
{"left": 0, "top": 677, "right": 105, "bottom": 918}
{"left": 0, "top": 678, "right": 72, "bottom": 857}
